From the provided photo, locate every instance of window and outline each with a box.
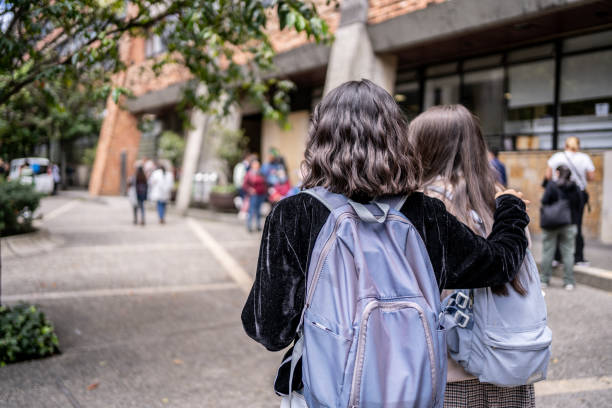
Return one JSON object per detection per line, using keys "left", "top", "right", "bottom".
{"left": 424, "top": 75, "right": 460, "bottom": 108}
{"left": 559, "top": 49, "right": 612, "bottom": 148}
{"left": 395, "top": 82, "right": 420, "bottom": 121}
{"left": 505, "top": 60, "right": 555, "bottom": 150}
{"left": 463, "top": 68, "right": 504, "bottom": 136}
{"left": 564, "top": 30, "right": 612, "bottom": 53}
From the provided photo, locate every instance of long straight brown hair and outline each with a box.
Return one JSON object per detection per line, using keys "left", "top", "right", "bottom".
{"left": 408, "top": 105, "right": 526, "bottom": 296}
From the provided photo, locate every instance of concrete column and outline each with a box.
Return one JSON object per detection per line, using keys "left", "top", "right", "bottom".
{"left": 323, "top": 0, "right": 397, "bottom": 96}
{"left": 176, "top": 90, "right": 242, "bottom": 215}
{"left": 196, "top": 104, "right": 242, "bottom": 185}
{"left": 176, "top": 89, "right": 210, "bottom": 215}
{"left": 601, "top": 151, "right": 612, "bottom": 244}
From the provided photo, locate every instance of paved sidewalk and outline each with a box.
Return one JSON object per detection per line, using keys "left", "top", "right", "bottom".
{"left": 1, "top": 194, "right": 277, "bottom": 408}
{"left": 0, "top": 192, "right": 611, "bottom": 407}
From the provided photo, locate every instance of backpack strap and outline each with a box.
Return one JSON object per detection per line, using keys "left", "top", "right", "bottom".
{"left": 287, "top": 335, "right": 304, "bottom": 399}
{"left": 426, "top": 184, "right": 453, "bottom": 201}
{"left": 301, "top": 187, "right": 408, "bottom": 222}
{"left": 442, "top": 289, "right": 475, "bottom": 330}
{"left": 562, "top": 151, "right": 586, "bottom": 190}
{"left": 300, "top": 187, "right": 349, "bottom": 211}
{"left": 347, "top": 200, "right": 390, "bottom": 223}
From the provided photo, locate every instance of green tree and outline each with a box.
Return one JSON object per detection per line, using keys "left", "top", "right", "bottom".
{"left": 0, "top": 75, "right": 103, "bottom": 158}
{"left": 0, "top": 0, "right": 333, "bottom": 120}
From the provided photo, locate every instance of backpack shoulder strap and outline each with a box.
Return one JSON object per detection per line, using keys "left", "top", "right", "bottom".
{"left": 563, "top": 151, "right": 586, "bottom": 190}
{"left": 300, "top": 187, "right": 349, "bottom": 212}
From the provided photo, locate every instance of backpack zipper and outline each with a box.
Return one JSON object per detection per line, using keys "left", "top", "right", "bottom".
{"left": 348, "top": 300, "right": 437, "bottom": 408}
{"left": 304, "top": 212, "right": 353, "bottom": 310}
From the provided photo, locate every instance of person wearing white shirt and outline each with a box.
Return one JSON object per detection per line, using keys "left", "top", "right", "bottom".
{"left": 149, "top": 165, "right": 174, "bottom": 224}
{"left": 545, "top": 137, "right": 595, "bottom": 265}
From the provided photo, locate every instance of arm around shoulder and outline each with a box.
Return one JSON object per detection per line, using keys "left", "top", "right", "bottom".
{"left": 441, "top": 194, "right": 529, "bottom": 289}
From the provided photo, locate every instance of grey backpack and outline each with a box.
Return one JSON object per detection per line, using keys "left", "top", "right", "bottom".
{"left": 442, "top": 250, "right": 552, "bottom": 386}
{"left": 437, "top": 197, "right": 552, "bottom": 387}
{"left": 285, "top": 187, "right": 447, "bottom": 408}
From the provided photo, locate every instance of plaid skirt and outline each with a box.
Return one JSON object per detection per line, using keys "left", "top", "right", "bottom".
{"left": 444, "top": 379, "right": 535, "bottom": 408}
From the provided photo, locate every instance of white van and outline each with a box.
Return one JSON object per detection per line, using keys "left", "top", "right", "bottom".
{"left": 8, "top": 158, "right": 55, "bottom": 194}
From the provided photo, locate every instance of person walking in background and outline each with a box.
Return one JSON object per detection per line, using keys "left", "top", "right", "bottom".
{"left": 409, "top": 104, "right": 536, "bottom": 407}
{"left": 488, "top": 148, "right": 507, "bottom": 187}
{"left": 129, "top": 166, "right": 148, "bottom": 226}
{"left": 540, "top": 165, "right": 582, "bottom": 290}
{"left": 52, "top": 163, "right": 61, "bottom": 194}
{"left": 233, "top": 153, "right": 255, "bottom": 219}
{"left": 242, "top": 159, "right": 266, "bottom": 232}
{"left": 149, "top": 164, "right": 174, "bottom": 224}
{"left": 546, "top": 137, "right": 595, "bottom": 266}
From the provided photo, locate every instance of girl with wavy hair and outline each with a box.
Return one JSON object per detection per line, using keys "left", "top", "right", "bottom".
{"left": 409, "top": 104, "right": 535, "bottom": 407}
{"left": 242, "top": 80, "right": 530, "bottom": 402}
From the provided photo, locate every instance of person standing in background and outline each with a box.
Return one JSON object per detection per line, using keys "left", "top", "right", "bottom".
{"left": 52, "top": 163, "right": 61, "bottom": 194}
{"left": 149, "top": 164, "right": 174, "bottom": 224}
{"left": 129, "top": 166, "right": 148, "bottom": 226}
{"left": 242, "top": 159, "right": 266, "bottom": 233}
{"left": 488, "top": 148, "right": 507, "bottom": 187}
{"left": 540, "top": 165, "right": 582, "bottom": 290}
{"left": 233, "top": 153, "right": 255, "bottom": 219}
{"left": 546, "top": 137, "right": 595, "bottom": 266}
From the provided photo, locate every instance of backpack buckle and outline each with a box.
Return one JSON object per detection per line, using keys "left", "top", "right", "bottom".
{"left": 455, "top": 291, "right": 470, "bottom": 309}
{"left": 454, "top": 310, "right": 470, "bottom": 328}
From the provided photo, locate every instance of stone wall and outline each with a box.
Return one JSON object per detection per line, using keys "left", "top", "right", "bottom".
{"left": 499, "top": 150, "right": 605, "bottom": 240}
{"left": 261, "top": 111, "right": 310, "bottom": 186}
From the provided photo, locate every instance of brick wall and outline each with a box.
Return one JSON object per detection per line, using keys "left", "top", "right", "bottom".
{"left": 368, "top": 0, "right": 447, "bottom": 24}
{"left": 500, "top": 150, "right": 605, "bottom": 239}
{"left": 267, "top": 0, "right": 341, "bottom": 54}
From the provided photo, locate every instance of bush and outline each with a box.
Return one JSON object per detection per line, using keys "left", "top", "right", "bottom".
{"left": 0, "top": 180, "right": 42, "bottom": 236}
{"left": 0, "top": 304, "right": 59, "bottom": 366}
{"left": 211, "top": 184, "right": 238, "bottom": 194}
{"left": 158, "top": 130, "right": 186, "bottom": 168}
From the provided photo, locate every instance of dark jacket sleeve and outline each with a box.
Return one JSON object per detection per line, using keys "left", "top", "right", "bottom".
{"left": 434, "top": 194, "right": 530, "bottom": 289}
{"left": 241, "top": 194, "right": 329, "bottom": 351}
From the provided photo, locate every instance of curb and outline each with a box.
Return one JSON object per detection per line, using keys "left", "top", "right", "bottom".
{"left": 1, "top": 228, "right": 64, "bottom": 259}
{"left": 552, "top": 265, "right": 612, "bottom": 292}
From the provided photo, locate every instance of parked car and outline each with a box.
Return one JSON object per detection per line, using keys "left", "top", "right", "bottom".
{"left": 8, "top": 157, "right": 55, "bottom": 194}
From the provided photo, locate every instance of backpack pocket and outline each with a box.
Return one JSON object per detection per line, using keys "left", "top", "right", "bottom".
{"left": 302, "top": 309, "right": 352, "bottom": 407}
{"left": 348, "top": 299, "right": 438, "bottom": 408}
{"left": 480, "top": 325, "right": 552, "bottom": 386}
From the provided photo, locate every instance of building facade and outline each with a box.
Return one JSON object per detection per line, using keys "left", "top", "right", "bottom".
{"left": 90, "top": 0, "right": 612, "bottom": 242}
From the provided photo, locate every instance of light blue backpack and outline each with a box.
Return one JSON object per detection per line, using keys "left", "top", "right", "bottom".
{"left": 442, "top": 246, "right": 552, "bottom": 386}
{"left": 285, "top": 187, "right": 447, "bottom": 408}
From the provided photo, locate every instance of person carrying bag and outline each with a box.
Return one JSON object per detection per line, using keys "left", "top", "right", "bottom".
{"left": 540, "top": 165, "right": 583, "bottom": 290}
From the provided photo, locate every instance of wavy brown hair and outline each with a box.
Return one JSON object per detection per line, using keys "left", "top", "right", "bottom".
{"left": 301, "top": 79, "right": 421, "bottom": 200}
{"left": 408, "top": 105, "right": 526, "bottom": 296}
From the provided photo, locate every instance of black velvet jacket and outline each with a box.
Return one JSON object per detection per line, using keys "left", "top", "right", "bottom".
{"left": 241, "top": 192, "right": 529, "bottom": 352}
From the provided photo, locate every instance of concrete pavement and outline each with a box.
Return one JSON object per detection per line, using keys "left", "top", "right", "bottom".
{"left": 1, "top": 193, "right": 277, "bottom": 408}
{"left": 1, "top": 192, "right": 611, "bottom": 407}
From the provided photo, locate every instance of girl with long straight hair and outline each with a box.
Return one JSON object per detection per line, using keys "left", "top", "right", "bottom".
{"left": 409, "top": 104, "right": 534, "bottom": 407}
{"left": 241, "top": 80, "right": 530, "bottom": 405}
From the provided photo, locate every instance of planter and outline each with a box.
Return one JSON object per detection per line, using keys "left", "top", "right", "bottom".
{"left": 209, "top": 191, "right": 238, "bottom": 212}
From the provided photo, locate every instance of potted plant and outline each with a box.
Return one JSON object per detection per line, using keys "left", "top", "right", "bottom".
{"left": 209, "top": 184, "right": 239, "bottom": 212}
